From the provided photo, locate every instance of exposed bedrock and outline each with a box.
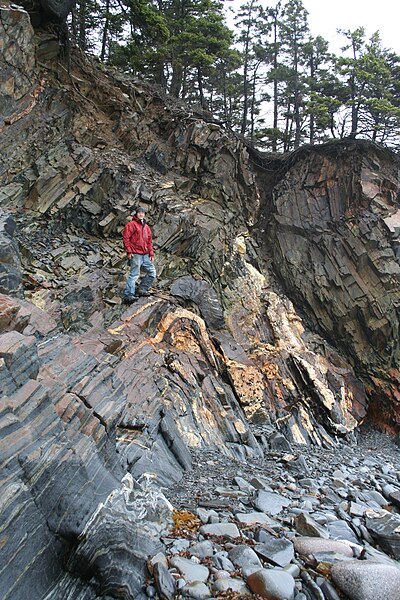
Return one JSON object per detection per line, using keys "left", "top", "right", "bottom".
{"left": 0, "top": 5, "right": 36, "bottom": 122}
{"left": 266, "top": 143, "right": 400, "bottom": 431}
{"left": 0, "top": 281, "right": 369, "bottom": 598}
{"left": 0, "top": 211, "right": 24, "bottom": 297}
{"left": 0, "top": 297, "right": 172, "bottom": 599}
{"left": 1, "top": 9, "right": 400, "bottom": 599}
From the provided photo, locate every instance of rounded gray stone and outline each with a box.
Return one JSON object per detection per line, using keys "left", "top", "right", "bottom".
{"left": 255, "top": 535, "right": 294, "bottom": 567}
{"left": 293, "top": 537, "right": 353, "bottom": 557}
{"left": 228, "top": 544, "right": 262, "bottom": 570}
{"left": 189, "top": 540, "right": 214, "bottom": 558}
{"left": 181, "top": 581, "right": 212, "bottom": 599}
{"left": 331, "top": 560, "right": 400, "bottom": 600}
{"left": 247, "top": 568, "right": 295, "bottom": 600}
{"left": 213, "top": 577, "right": 251, "bottom": 595}
{"left": 199, "top": 522, "right": 241, "bottom": 538}
{"left": 170, "top": 556, "right": 209, "bottom": 583}
{"left": 253, "top": 490, "right": 291, "bottom": 516}
{"left": 212, "top": 552, "right": 235, "bottom": 571}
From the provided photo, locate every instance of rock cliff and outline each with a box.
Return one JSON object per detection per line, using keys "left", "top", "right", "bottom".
{"left": 0, "top": 4, "right": 399, "bottom": 599}
{"left": 264, "top": 143, "right": 400, "bottom": 431}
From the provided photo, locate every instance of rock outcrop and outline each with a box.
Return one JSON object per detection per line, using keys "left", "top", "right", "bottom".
{"left": 0, "top": 4, "right": 399, "bottom": 599}
{"left": 0, "top": 5, "right": 37, "bottom": 124}
{"left": 0, "top": 212, "right": 24, "bottom": 296}
{"left": 265, "top": 143, "right": 400, "bottom": 430}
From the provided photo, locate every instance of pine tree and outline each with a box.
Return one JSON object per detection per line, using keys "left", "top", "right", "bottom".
{"left": 207, "top": 49, "right": 242, "bottom": 124}
{"left": 303, "top": 35, "right": 343, "bottom": 143}
{"left": 279, "top": 0, "right": 310, "bottom": 149}
{"left": 266, "top": 0, "right": 283, "bottom": 151}
{"left": 235, "top": 1, "right": 261, "bottom": 135}
{"left": 336, "top": 27, "right": 367, "bottom": 138}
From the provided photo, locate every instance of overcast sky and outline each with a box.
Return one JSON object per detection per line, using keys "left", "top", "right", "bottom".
{"left": 303, "top": 0, "right": 400, "bottom": 53}
{"left": 226, "top": 0, "right": 400, "bottom": 54}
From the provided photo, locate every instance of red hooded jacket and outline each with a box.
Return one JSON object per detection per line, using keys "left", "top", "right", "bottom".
{"left": 122, "top": 216, "right": 154, "bottom": 257}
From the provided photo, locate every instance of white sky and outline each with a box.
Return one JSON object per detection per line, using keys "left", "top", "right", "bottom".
{"left": 226, "top": 0, "right": 400, "bottom": 54}
{"left": 303, "top": 0, "right": 400, "bottom": 53}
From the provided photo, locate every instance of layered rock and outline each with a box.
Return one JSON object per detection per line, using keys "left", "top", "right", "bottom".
{"left": 0, "top": 299, "right": 169, "bottom": 599}
{"left": 0, "top": 5, "right": 37, "bottom": 124}
{"left": 0, "top": 8, "right": 369, "bottom": 440}
{"left": 1, "top": 7, "right": 400, "bottom": 599}
{"left": 266, "top": 143, "right": 400, "bottom": 431}
{"left": 0, "top": 212, "right": 23, "bottom": 296}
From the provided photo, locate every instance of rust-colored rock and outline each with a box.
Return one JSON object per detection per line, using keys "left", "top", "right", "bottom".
{"left": 1, "top": 7, "right": 399, "bottom": 600}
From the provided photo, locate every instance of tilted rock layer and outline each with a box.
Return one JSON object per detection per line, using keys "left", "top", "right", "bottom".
{"left": 265, "top": 143, "right": 400, "bottom": 430}
{"left": 0, "top": 4, "right": 399, "bottom": 599}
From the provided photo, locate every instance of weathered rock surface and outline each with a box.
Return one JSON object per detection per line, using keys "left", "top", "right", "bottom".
{"left": 0, "top": 5, "right": 36, "bottom": 122}
{"left": 0, "top": 4, "right": 376, "bottom": 443}
{"left": 0, "top": 212, "right": 23, "bottom": 296}
{"left": 159, "top": 433, "right": 400, "bottom": 600}
{"left": 293, "top": 537, "right": 354, "bottom": 557}
{"left": 331, "top": 560, "right": 400, "bottom": 600}
{"left": 1, "top": 5, "right": 400, "bottom": 600}
{"left": 365, "top": 511, "right": 400, "bottom": 559}
{"left": 170, "top": 275, "right": 225, "bottom": 329}
{"left": 267, "top": 144, "right": 400, "bottom": 431}
{"left": 254, "top": 535, "right": 294, "bottom": 567}
{"left": 247, "top": 568, "right": 296, "bottom": 599}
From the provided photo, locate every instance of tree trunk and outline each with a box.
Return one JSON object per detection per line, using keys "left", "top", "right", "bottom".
{"left": 349, "top": 41, "right": 358, "bottom": 137}
{"left": 241, "top": 35, "right": 250, "bottom": 134}
{"left": 284, "top": 97, "right": 292, "bottom": 151}
{"left": 293, "top": 34, "right": 301, "bottom": 149}
{"left": 170, "top": 62, "right": 183, "bottom": 97}
{"left": 197, "top": 66, "right": 207, "bottom": 110}
{"left": 272, "top": 2, "right": 281, "bottom": 151}
{"left": 249, "top": 61, "right": 261, "bottom": 143}
{"left": 77, "top": 0, "right": 87, "bottom": 51}
{"left": 309, "top": 46, "right": 315, "bottom": 144}
{"left": 70, "top": 6, "right": 77, "bottom": 42}
{"left": 181, "top": 65, "right": 188, "bottom": 99}
{"left": 100, "top": 0, "right": 110, "bottom": 62}
{"left": 154, "top": 60, "right": 168, "bottom": 88}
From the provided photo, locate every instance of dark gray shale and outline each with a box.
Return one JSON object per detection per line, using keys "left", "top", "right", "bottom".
{"left": 0, "top": 4, "right": 399, "bottom": 599}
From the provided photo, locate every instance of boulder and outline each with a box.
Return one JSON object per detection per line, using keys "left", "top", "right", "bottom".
{"left": 254, "top": 535, "right": 294, "bottom": 568}
{"left": 170, "top": 275, "right": 225, "bottom": 329}
{"left": 253, "top": 490, "right": 291, "bottom": 516}
{"left": 293, "top": 537, "right": 354, "bottom": 558}
{"left": 247, "top": 568, "right": 296, "bottom": 600}
{"left": 331, "top": 560, "right": 400, "bottom": 600}
{"left": 169, "top": 556, "right": 209, "bottom": 584}
{"left": 366, "top": 512, "right": 400, "bottom": 559}
{"left": 200, "top": 523, "right": 241, "bottom": 539}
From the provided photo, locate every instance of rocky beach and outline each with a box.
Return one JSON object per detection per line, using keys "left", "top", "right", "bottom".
{"left": 152, "top": 428, "right": 400, "bottom": 600}
{"left": 1, "top": 2, "right": 399, "bottom": 599}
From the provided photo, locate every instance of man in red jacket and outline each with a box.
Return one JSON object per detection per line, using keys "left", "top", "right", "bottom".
{"left": 122, "top": 207, "right": 156, "bottom": 304}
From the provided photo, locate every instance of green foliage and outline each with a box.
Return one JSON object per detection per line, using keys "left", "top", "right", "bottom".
{"left": 335, "top": 28, "right": 400, "bottom": 142}
{"left": 72, "top": 0, "right": 400, "bottom": 150}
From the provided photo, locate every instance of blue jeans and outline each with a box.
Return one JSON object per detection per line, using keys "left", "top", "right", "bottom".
{"left": 124, "top": 254, "right": 156, "bottom": 298}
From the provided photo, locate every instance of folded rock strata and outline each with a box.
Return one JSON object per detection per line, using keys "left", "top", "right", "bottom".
{"left": 266, "top": 143, "right": 400, "bottom": 430}
{"left": 0, "top": 5, "right": 400, "bottom": 599}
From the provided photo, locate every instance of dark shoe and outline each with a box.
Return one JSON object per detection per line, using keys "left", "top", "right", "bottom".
{"left": 138, "top": 290, "right": 151, "bottom": 297}
{"left": 122, "top": 296, "right": 138, "bottom": 305}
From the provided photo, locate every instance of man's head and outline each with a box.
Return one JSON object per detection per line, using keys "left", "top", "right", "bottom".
{"left": 134, "top": 207, "right": 146, "bottom": 219}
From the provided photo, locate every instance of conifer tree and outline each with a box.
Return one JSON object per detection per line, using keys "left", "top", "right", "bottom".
{"left": 279, "top": 0, "right": 310, "bottom": 149}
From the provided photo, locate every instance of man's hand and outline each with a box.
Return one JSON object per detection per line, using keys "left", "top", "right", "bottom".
{"left": 127, "top": 253, "right": 132, "bottom": 260}
{"left": 150, "top": 255, "right": 154, "bottom": 262}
